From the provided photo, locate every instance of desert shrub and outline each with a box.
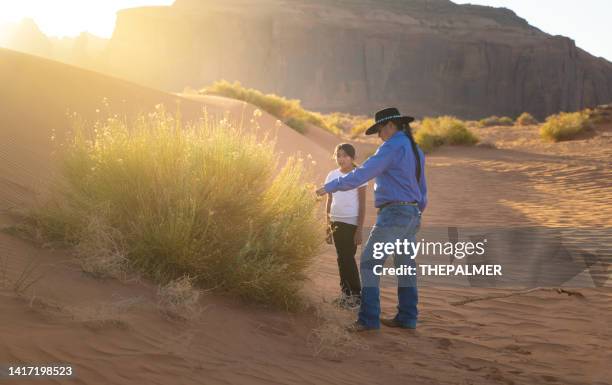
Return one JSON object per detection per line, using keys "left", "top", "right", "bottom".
{"left": 319, "top": 112, "right": 350, "bottom": 132}
{"left": 540, "top": 111, "right": 592, "bottom": 142}
{"left": 311, "top": 112, "right": 372, "bottom": 137}
{"left": 31, "top": 108, "right": 323, "bottom": 309}
{"left": 350, "top": 118, "right": 375, "bottom": 137}
{"left": 586, "top": 105, "right": 611, "bottom": 125}
{"left": 414, "top": 116, "right": 479, "bottom": 152}
{"left": 284, "top": 117, "right": 308, "bottom": 133}
{"left": 201, "top": 80, "right": 340, "bottom": 134}
{"left": 478, "top": 115, "right": 514, "bottom": 127}
{"left": 516, "top": 112, "right": 538, "bottom": 126}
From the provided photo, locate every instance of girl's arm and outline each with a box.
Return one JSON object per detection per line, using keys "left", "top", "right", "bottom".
{"left": 355, "top": 186, "right": 367, "bottom": 245}
{"left": 325, "top": 193, "right": 332, "bottom": 223}
{"left": 325, "top": 193, "right": 333, "bottom": 244}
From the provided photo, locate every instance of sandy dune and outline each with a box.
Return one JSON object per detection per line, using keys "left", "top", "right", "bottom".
{"left": 1, "top": 50, "right": 611, "bottom": 385}
{"left": 0, "top": 48, "right": 334, "bottom": 221}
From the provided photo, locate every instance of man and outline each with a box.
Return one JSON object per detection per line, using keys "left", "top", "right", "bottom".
{"left": 316, "top": 107, "right": 427, "bottom": 331}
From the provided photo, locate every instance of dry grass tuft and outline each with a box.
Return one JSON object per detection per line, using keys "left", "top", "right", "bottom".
{"left": 68, "top": 299, "right": 142, "bottom": 330}
{"left": 74, "top": 217, "right": 128, "bottom": 280}
{"left": 307, "top": 299, "right": 368, "bottom": 359}
{"left": 157, "top": 276, "right": 202, "bottom": 321}
{"left": 0, "top": 256, "right": 45, "bottom": 296}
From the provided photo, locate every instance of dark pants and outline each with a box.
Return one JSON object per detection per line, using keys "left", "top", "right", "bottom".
{"left": 331, "top": 221, "right": 361, "bottom": 298}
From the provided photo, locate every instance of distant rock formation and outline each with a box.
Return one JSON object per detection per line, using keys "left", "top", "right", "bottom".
{"left": 1, "top": 18, "right": 52, "bottom": 58}
{"left": 103, "top": 0, "right": 612, "bottom": 119}
{"left": 0, "top": 19, "right": 108, "bottom": 72}
{"left": 33, "top": 1, "right": 612, "bottom": 119}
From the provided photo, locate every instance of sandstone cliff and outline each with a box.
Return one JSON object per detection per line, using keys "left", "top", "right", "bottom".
{"left": 105, "top": 0, "right": 612, "bottom": 119}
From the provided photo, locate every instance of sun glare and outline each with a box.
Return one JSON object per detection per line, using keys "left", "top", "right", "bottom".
{"left": 0, "top": 0, "right": 173, "bottom": 38}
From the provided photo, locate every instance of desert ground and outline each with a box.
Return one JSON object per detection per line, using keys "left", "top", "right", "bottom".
{"left": 1, "top": 49, "right": 611, "bottom": 385}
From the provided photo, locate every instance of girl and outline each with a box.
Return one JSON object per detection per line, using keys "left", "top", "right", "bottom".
{"left": 325, "top": 143, "right": 367, "bottom": 308}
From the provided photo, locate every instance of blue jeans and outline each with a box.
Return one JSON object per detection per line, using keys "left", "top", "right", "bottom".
{"left": 358, "top": 204, "right": 421, "bottom": 329}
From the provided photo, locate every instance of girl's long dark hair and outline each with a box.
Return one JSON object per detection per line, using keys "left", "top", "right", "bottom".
{"left": 399, "top": 122, "right": 422, "bottom": 183}
{"left": 335, "top": 143, "right": 358, "bottom": 168}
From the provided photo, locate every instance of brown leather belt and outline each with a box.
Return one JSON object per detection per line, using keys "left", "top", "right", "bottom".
{"left": 378, "top": 201, "right": 418, "bottom": 210}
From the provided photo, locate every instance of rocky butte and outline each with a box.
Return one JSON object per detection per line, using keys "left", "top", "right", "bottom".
{"left": 105, "top": 0, "right": 612, "bottom": 119}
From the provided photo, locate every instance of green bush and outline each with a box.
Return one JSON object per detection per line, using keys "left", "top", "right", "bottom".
{"left": 414, "top": 116, "right": 479, "bottom": 152}
{"left": 516, "top": 112, "right": 538, "bottom": 126}
{"left": 540, "top": 111, "right": 592, "bottom": 142}
{"left": 478, "top": 115, "right": 514, "bottom": 127}
{"left": 201, "top": 80, "right": 340, "bottom": 134}
{"left": 31, "top": 108, "right": 323, "bottom": 309}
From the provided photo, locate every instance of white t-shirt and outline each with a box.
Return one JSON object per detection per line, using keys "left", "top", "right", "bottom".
{"left": 325, "top": 168, "right": 367, "bottom": 226}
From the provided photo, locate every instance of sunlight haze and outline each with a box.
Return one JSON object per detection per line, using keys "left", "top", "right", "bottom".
{"left": 0, "top": 0, "right": 610, "bottom": 62}
{"left": 0, "top": 0, "right": 173, "bottom": 38}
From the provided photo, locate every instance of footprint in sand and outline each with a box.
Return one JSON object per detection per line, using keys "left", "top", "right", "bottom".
{"left": 436, "top": 337, "right": 452, "bottom": 350}
{"left": 256, "top": 323, "right": 289, "bottom": 337}
{"left": 541, "top": 374, "right": 560, "bottom": 383}
{"left": 504, "top": 344, "right": 531, "bottom": 355}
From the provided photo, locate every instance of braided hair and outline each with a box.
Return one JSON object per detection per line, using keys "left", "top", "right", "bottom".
{"left": 399, "top": 122, "right": 422, "bottom": 183}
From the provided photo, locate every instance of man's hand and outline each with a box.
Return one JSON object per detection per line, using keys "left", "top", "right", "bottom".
{"left": 315, "top": 186, "right": 327, "bottom": 196}
{"left": 354, "top": 227, "right": 363, "bottom": 246}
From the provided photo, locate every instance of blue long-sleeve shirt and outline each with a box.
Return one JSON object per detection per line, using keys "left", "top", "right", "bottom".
{"left": 324, "top": 131, "right": 428, "bottom": 211}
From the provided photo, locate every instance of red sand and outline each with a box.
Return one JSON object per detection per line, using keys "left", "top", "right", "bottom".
{"left": 1, "top": 49, "right": 610, "bottom": 385}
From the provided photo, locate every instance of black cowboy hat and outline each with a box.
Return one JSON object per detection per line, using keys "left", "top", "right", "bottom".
{"left": 365, "top": 107, "right": 414, "bottom": 135}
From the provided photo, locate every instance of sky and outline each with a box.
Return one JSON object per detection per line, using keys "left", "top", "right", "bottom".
{"left": 0, "top": 0, "right": 610, "bottom": 61}
{"left": 0, "top": 0, "right": 173, "bottom": 38}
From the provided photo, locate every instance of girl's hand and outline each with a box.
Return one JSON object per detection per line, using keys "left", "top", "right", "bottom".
{"left": 315, "top": 186, "right": 327, "bottom": 196}
{"left": 354, "top": 227, "right": 363, "bottom": 246}
{"left": 325, "top": 226, "right": 333, "bottom": 245}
